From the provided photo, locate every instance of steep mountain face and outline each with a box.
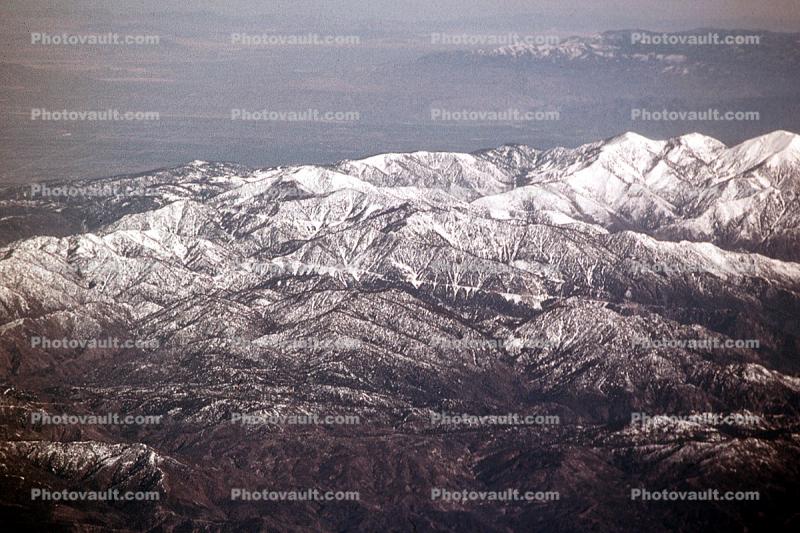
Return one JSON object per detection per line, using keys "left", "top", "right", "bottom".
{"left": 1, "top": 132, "right": 799, "bottom": 531}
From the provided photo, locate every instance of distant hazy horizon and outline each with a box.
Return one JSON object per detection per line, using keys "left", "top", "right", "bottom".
{"left": 4, "top": 0, "right": 799, "bottom": 31}
{"left": 1, "top": 1, "right": 799, "bottom": 183}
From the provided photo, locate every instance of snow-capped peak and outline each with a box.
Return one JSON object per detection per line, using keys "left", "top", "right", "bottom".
{"left": 675, "top": 132, "right": 726, "bottom": 151}
{"left": 731, "top": 130, "right": 800, "bottom": 155}
{"left": 668, "top": 132, "right": 728, "bottom": 164}
{"left": 715, "top": 130, "right": 800, "bottom": 174}
{"left": 606, "top": 131, "right": 663, "bottom": 148}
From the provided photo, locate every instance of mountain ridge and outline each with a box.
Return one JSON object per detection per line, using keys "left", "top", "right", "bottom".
{"left": 1, "top": 130, "right": 799, "bottom": 530}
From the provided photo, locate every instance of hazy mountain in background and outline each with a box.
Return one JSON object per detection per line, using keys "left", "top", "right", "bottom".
{"left": 2, "top": 26, "right": 800, "bottom": 184}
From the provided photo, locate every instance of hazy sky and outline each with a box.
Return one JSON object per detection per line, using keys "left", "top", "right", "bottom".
{"left": 5, "top": 0, "right": 800, "bottom": 31}
{"left": 2, "top": 0, "right": 798, "bottom": 182}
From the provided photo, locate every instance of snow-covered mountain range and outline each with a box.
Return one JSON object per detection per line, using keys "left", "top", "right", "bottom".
{"left": 1, "top": 131, "right": 799, "bottom": 531}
